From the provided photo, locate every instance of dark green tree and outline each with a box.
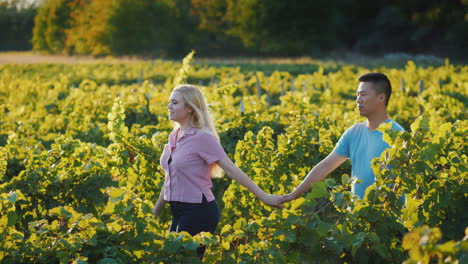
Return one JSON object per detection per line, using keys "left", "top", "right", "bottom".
{"left": 32, "top": 0, "right": 75, "bottom": 53}
{"left": 0, "top": 1, "right": 37, "bottom": 51}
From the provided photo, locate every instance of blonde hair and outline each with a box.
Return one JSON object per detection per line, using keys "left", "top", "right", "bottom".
{"left": 172, "top": 84, "right": 223, "bottom": 178}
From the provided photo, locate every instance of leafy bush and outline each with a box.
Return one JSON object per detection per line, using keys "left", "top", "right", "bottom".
{"left": 0, "top": 56, "right": 466, "bottom": 263}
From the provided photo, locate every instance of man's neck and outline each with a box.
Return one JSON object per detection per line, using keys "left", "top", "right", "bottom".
{"left": 366, "top": 112, "right": 389, "bottom": 131}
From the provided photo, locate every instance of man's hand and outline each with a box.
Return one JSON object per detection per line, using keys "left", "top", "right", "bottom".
{"left": 260, "top": 194, "right": 284, "bottom": 209}
{"left": 279, "top": 192, "right": 299, "bottom": 204}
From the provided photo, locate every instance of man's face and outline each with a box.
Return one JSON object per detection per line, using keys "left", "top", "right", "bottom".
{"left": 356, "top": 82, "right": 384, "bottom": 117}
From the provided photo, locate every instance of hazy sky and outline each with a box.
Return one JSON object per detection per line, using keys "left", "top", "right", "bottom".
{"left": 1, "top": 0, "right": 43, "bottom": 8}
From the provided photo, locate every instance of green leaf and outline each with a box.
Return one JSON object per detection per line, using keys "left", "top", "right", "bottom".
{"left": 222, "top": 239, "right": 230, "bottom": 250}
{"left": 61, "top": 207, "right": 73, "bottom": 218}
{"left": 7, "top": 192, "right": 18, "bottom": 203}
{"left": 285, "top": 214, "right": 301, "bottom": 225}
{"left": 273, "top": 229, "right": 296, "bottom": 242}
{"left": 410, "top": 117, "right": 429, "bottom": 132}
{"left": 333, "top": 192, "right": 344, "bottom": 206}
{"left": 49, "top": 207, "right": 73, "bottom": 218}
{"left": 309, "top": 181, "right": 329, "bottom": 199}
{"left": 107, "top": 112, "right": 116, "bottom": 120}
{"left": 183, "top": 240, "right": 199, "bottom": 251}
{"left": 351, "top": 232, "right": 366, "bottom": 256}
{"left": 436, "top": 241, "right": 457, "bottom": 254}
{"left": 438, "top": 122, "right": 452, "bottom": 133}
{"left": 163, "top": 238, "right": 182, "bottom": 254}
{"left": 378, "top": 122, "right": 394, "bottom": 145}
{"left": 439, "top": 156, "right": 448, "bottom": 166}
{"left": 317, "top": 221, "right": 330, "bottom": 236}
{"left": 325, "top": 178, "right": 336, "bottom": 188}
{"left": 107, "top": 221, "right": 122, "bottom": 232}
{"left": 108, "top": 188, "right": 124, "bottom": 198}
{"left": 174, "top": 50, "right": 195, "bottom": 85}
{"left": 7, "top": 212, "right": 18, "bottom": 226}
{"left": 98, "top": 258, "right": 118, "bottom": 264}
{"left": 375, "top": 245, "right": 388, "bottom": 258}
{"left": 284, "top": 229, "right": 296, "bottom": 242}
{"left": 220, "top": 224, "right": 232, "bottom": 235}
{"left": 290, "top": 197, "right": 305, "bottom": 210}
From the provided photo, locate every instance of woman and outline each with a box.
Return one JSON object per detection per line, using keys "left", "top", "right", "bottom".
{"left": 153, "top": 84, "right": 282, "bottom": 258}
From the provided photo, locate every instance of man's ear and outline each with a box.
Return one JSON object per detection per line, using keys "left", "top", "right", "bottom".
{"left": 378, "top": 93, "right": 386, "bottom": 103}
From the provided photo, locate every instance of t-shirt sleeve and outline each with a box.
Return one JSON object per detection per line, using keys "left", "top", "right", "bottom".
{"left": 198, "top": 133, "right": 229, "bottom": 164}
{"left": 389, "top": 120, "right": 405, "bottom": 132}
{"left": 333, "top": 126, "right": 352, "bottom": 158}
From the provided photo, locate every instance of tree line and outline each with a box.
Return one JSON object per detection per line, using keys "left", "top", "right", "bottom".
{"left": 1, "top": 0, "right": 467, "bottom": 58}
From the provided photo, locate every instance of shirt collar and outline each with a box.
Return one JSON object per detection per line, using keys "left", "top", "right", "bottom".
{"left": 186, "top": 126, "right": 197, "bottom": 135}
{"left": 169, "top": 126, "right": 197, "bottom": 147}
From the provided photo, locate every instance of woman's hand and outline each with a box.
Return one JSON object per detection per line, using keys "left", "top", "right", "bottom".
{"left": 153, "top": 190, "right": 166, "bottom": 219}
{"left": 153, "top": 204, "right": 162, "bottom": 219}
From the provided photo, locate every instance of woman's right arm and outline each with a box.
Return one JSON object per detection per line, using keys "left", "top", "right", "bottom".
{"left": 217, "top": 157, "right": 283, "bottom": 208}
{"left": 153, "top": 189, "right": 166, "bottom": 219}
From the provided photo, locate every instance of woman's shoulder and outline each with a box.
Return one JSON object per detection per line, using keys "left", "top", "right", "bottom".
{"left": 195, "top": 128, "right": 217, "bottom": 139}
{"left": 193, "top": 129, "right": 222, "bottom": 146}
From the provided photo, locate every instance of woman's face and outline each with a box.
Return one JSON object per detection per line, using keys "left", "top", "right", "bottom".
{"left": 167, "top": 92, "right": 192, "bottom": 123}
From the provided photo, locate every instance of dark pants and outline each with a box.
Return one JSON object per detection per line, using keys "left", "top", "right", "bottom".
{"left": 169, "top": 195, "right": 220, "bottom": 258}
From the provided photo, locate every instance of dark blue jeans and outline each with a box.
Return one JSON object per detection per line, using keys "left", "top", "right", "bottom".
{"left": 169, "top": 195, "right": 220, "bottom": 258}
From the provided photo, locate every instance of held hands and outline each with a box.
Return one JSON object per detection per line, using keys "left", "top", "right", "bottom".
{"left": 260, "top": 194, "right": 284, "bottom": 209}
{"left": 260, "top": 192, "right": 301, "bottom": 209}
{"left": 278, "top": 192, "right": 299, "bottom": 204}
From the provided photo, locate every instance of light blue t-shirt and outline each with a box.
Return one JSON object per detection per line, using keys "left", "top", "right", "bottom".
{"left": 333, "top": 119, "right": 404, "bottom": 198}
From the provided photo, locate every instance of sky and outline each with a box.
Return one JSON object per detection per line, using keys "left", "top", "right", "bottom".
{"left": 1, "top": 0, "right": 42, "bottom": 9}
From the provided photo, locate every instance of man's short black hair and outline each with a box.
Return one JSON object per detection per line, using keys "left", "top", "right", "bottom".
{"left": 358, "top": 72, "right": 392, "bottom": 106}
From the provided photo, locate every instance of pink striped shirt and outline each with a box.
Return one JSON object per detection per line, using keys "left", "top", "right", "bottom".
{"left": 160, "top": 126, "right": 228, "bottom": 203}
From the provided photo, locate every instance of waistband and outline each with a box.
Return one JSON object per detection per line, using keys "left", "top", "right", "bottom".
{"left": 169, "top": 194, "right": 213, "bottom": 205}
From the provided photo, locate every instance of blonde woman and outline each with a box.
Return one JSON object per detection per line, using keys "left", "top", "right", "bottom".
{"left": 153, "top": 84, "right": 282, "bottom": 257}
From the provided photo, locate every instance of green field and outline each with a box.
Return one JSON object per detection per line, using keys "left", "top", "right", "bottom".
{"left": 0, "top": 54, "right": 467, "bottom": 263}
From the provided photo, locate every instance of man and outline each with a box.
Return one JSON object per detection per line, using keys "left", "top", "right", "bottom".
{"left": 280, "top": 72, "right": 404, "bottom": 203}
